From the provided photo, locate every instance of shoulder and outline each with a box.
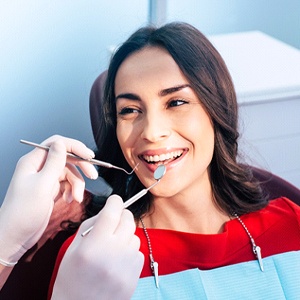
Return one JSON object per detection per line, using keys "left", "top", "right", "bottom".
{"left": 246, "top": 197, "right": 300, "bottom": 228}
{"left": 243, "top": 197, "right": 300, "bottom": 245}
{"left": 245, "top": 197, "right": 300, "bottom": 222}
{"left": 239, "top": 197, "right": 300, "bottom": 257}
{"left": 262, "top": 197, "right": 300, "bottom": 220}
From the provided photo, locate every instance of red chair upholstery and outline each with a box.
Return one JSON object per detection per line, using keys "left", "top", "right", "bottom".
{"left": 251, "top": 166, "right": 300, "bottom": 205}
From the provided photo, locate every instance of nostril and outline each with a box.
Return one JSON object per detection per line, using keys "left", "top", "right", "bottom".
{"left": 140, "top": 127, "right": 171, "bottom": 142}
{"left": 139, "top": 114, "right": 171, "bottom": 142}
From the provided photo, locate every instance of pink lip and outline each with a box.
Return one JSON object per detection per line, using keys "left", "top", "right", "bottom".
{"left": 138, "top": 148, "right": 188, "bottom": 173}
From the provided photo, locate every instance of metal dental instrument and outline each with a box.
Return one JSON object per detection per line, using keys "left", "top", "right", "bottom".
{"left": 81, "top": 164, "right": 166, "bottom": 237}
{"left": 123, "top": 164, "right": 166, "bottom": 208}
{"left": 20, "top": 139, "right": 137, "bottom": 175}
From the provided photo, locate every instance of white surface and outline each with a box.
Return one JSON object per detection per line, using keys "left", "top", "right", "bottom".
{"left": 210, "top": 31, "right": 300, "bottom": 104}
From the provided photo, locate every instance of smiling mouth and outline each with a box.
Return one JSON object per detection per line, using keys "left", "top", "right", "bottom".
{"left": 140, "top": 150, "right": 183, "bottom": 165}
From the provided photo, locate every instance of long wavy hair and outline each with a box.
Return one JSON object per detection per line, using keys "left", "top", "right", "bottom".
{"left": 86, "top": 22, "right": 268, "bottom": 220}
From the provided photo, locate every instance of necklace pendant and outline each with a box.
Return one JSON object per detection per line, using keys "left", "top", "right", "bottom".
{"left": 150, "top": 254, "right": 159, "bottom": 288}
{"left": 234, "top": 213, "right": 265, "bottom": 272}
{"left": 254, "top": 245, "right": 264, "bottom": 272}
{"left": 152, "top": 261, "right": 159, "bottom": 288}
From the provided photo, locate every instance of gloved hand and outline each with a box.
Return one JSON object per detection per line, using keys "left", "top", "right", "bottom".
{"left": 0, "top": 135, "right": 98, "bottom": 266}
{"left": 51, "top": 195, "right": 144, "bottom": 300}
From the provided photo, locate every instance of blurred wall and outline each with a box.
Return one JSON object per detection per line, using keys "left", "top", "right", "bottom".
{"left": 0, "top": 1, "right": 148, "bottom": 203}
{"left": 167, "top": 0, "right": 300, "bottom": 49}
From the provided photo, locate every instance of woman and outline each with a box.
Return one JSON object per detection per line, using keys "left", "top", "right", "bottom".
{"left": 49, "top": 22, "right": 300, "bottom": 298}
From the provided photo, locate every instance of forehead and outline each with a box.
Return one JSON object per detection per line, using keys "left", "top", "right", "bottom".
{"left": 115, "top": 46, "right": 188, "bottom": 92}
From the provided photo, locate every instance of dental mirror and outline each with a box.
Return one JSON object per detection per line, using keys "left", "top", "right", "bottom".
{"left": 153, "top": 164, "right": 166, "bottom": 180}
{"left": 81, "top": 164, "right": 166, "bottom": 237}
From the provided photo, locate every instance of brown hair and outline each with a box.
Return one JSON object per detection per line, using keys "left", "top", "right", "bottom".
{"left": 89, "top": 22, "right": 268, "bottom": 219}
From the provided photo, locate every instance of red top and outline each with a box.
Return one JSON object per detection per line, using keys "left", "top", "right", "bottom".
{"left": 48, "top": 197, "right": 300, "bottom": 298}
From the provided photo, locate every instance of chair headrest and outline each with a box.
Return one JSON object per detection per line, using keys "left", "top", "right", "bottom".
{"left": 89, "top": 70, "right": 108, "bottom": 145}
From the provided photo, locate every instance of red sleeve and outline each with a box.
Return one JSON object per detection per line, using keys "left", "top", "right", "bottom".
{"left": 47, "top": 233, "right": 76, "bottom": 299}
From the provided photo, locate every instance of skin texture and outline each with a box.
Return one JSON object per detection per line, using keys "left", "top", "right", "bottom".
{"left": 115, "top": 46, "right": 230, "bottom": 234}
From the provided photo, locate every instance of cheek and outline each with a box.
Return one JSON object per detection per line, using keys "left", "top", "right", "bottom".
{"left": 116, "top": 126, "right": 127, "bottom": 151}
{"left": 116, "top": 122, "right": 137, "bottom": 155}
{"left": 187, "top": 114, "right": 215, "bottom": 155}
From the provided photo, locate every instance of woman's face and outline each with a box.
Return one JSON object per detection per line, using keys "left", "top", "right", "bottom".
{"left": 115, "top": 46, "right": 215, "bottom": 197}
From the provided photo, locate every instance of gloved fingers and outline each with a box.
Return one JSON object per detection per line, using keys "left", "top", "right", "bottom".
{"left": 89, "top": 195, "right": 125, "bottom": 237}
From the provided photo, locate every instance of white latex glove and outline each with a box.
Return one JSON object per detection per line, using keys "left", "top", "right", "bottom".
{"left": 0, "top": 135, "right": 98, "bottom": 265}
{"left": 51, "top": 195, "right": 144, "bottom": 300}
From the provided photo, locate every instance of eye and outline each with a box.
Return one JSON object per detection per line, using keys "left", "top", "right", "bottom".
{"left": 168, "top": 99, "right": 188, "bottom": 108}
{"left": 118, "top": 106, "right": 141, "bottom": 116}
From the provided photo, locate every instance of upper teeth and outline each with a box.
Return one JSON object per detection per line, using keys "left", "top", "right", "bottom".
{"left": 143, "top": 151, "right": 183, "bottom": 163}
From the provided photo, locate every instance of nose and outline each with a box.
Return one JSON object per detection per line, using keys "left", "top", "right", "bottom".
{"left": 140, "top": 112, "right": 171, "bottom": 142}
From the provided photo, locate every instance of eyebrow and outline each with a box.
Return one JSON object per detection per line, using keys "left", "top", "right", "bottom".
{"left": 115, "top": 84, "right": 191, "bottom": 101}
{"left": 159, "top": 84, "right": 191, "bottom": 96}
{"left": 115, "top": 93, "right": 141, "bottom": 101}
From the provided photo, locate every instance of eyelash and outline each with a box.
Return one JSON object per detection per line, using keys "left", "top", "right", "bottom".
{"left": 118, "top": 99, "right": 188, "bottom": 116}
{"left": 118, "top": 107, "right": 141, "bottom": 116}
{"left": 167, "top": 99, "right": 188, "bottom": 107}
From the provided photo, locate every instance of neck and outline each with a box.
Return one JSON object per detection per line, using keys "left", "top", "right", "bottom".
{"left": 140, "top": 191, "right": 230, "bottom": 234}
